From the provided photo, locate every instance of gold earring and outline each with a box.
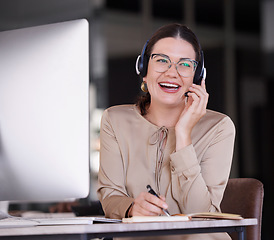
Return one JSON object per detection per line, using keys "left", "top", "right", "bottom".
{"left": 141, "top": 81, "right": 148, "bottom": 93}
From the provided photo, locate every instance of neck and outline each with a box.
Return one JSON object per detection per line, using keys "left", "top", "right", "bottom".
{"left": 145, "top": 102, "right": 185, "bottom": 128}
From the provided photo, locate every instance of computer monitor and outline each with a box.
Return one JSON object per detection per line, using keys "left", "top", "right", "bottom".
{"left": 0, "top": 19, "right": 90, "bottom": 202}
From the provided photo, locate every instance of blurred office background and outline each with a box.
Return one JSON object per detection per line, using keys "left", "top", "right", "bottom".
{"left": 0, "top": 0, "right": 273, "bottom": 239}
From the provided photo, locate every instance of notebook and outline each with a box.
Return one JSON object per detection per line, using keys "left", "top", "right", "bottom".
{"left": 122, "top": 212, "right": 243, "bottom": 223}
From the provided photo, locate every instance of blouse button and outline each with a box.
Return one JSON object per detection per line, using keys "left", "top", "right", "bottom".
{"left": 171, "top": 166, "right": 175, "bottom": 172}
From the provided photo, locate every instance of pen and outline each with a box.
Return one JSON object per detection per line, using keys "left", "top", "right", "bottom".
{"left": 146, "top": 185, "right": 171, "bottom": 217}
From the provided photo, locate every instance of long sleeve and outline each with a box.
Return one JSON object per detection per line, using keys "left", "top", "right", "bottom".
{"left": 169, "top": 115, "right": 235, "bottom": 214}
{"left": 97, "top": 109, "right": 134, "bottom": 219}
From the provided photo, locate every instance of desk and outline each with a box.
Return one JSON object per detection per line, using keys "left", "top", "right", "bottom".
{"left": 0, "top": 218, "right": 257, "bottom": 240}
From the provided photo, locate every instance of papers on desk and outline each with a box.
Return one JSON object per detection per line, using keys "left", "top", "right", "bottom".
{"left": 21, "top": 211, "right": 121, "bottom": 225}
{"left": 0, "top": 217, "right": 38, "bottom": 228}
{"left": 21, "top": 211, "right": 76, "bottom": 219}
{"left": 32, "top": 217, "right": 121, "bottom": 226}
{"left": 122, "top": 212, "right": 243, "bottom": 223}
{"left": 0, "top": 216, "right": 121, "bottom": 228}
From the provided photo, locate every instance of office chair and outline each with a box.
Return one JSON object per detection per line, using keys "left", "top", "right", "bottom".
{"left": 221, "top": 178, "right": 264, "bottom": 240}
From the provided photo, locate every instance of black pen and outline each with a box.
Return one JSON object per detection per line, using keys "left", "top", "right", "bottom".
{"left": 146, "top": 185, "right": 171, "bottom": 217}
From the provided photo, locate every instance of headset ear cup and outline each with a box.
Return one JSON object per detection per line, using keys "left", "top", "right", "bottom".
{"left": 136, "top": 40, "right": 149, "bottom": 78}
{"left": 136, "top": 54, "right": 148, "bottom": 77}
{"left": 193, "top": 62, "right": 202, "bottom": 85}
{"left": 141, "top": 55, "right": 148, "bottom": 77}
{"left": 193, "top": 50, "right": 205, "bottom": 85}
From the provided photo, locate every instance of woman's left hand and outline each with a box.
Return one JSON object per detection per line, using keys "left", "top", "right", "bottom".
{"left": 175, "top": 79, "right": 209, "bottom": 150}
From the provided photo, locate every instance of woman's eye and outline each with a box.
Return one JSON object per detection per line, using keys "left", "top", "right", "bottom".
{"left": 180, "top": 62, "right": 191, "bottom": 68}
{"left": 157, "top": 58, "right": 168, "bottom": 63}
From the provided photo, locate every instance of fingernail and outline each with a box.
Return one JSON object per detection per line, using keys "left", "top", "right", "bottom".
{"left": 163, "top": 203, "right": 168, "bottom": 209}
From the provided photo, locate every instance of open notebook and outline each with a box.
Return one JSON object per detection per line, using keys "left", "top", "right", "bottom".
{"left": 122, "top": 212, "right": 243, "bottom": 223}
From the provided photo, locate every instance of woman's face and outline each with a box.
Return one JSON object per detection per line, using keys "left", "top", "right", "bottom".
{"left": 144, "top": 37, "right": 196, "bottom": 108}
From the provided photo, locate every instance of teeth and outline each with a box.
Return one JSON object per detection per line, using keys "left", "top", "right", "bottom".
{"left": 159, "top": 83, "right": 179, "bottom": 88}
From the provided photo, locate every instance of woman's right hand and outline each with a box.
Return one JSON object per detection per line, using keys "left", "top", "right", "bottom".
{"left": 128, "top": 192, "right": 168, "bottom": 217}
{"left": 175, "top": 79, "right": 208, "bottom": 150}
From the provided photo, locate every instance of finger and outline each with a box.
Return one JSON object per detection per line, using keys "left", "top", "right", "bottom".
{"left": 190, "top": 84, "right": 207, "bottom": 97}
{"left": 201, "top": 78, "right": 206, "bottom": 90}
{"left": 143, "top": 200, "right": 164, "bottom": 215}
{"left": 159, "top": 195, "right": 166, "bottom": 202}
{"left": 134, "top": 192, "right": 164, "bottom": 215}
{"left": 145, "top": 193, "right": 168, "bottom": 210}
{"left": 184, "top": 91, "right": 207, "bottom": 120}
{"left": 132, "top": 205, "right": 152, "bottom": 216}
{"left": 188, "top": 84, "right": 208, "bottom": 109}
{"left": 186, "top": 91, "right": 200, "bottom": 109}
{"left": 193, "top": 84, "right": 209, "bottom": 113}
{"left": 189, "top": 92, "right": 207, "bottom": 115}
{"left": 133, "top": 202, "right": 157, "bottom": 216}
{"left": 134, "top": 199, "right": 162, "bottom": 216}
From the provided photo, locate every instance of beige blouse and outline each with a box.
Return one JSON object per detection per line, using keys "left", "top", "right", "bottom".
{"left": 97, "top": 104, "right": 235, "bottom": 240}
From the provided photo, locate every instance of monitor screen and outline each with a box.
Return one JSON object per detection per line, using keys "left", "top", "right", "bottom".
{"left": 0, "top": 19, "right": 90, "bottom": 202}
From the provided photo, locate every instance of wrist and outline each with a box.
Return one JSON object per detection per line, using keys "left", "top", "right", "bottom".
{"left": 175, "top": 131, "right": 192, "bottom": 151}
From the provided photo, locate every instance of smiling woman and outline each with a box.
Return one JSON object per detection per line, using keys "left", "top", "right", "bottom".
{"left": 97, "top": 23, "right": 235, "bottom": 240}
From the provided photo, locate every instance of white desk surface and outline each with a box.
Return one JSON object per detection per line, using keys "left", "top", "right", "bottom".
{"left": 0, "top": 218, "right": 257, "bottom": 237}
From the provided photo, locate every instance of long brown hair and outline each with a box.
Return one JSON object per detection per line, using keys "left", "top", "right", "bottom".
{"left": 136, "top": 23, "right": 201, "bottom": 115}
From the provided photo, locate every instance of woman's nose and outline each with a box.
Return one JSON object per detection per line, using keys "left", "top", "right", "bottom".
{"left": 166, "top": 62, "right": 179, "bottom": 76}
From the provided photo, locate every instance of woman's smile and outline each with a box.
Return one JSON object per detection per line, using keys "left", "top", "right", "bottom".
{"left": 158, "top": 82, "right": 181, "bottom": 93}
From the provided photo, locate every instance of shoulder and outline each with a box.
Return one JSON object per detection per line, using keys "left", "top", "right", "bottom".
{"left": 191, "top": 109, "right": 235, "bottom": 148}
{"left": 101, "top": 104, "right": 140, "bottom": 128}
{"left": 103, "top": 104, "right": 136, "bottom": 115}
{"left": 102, "top": 105, "right": 136, "bottom": 121}
{"left": 197, "top": 109, "right": 235, "bottom": 135}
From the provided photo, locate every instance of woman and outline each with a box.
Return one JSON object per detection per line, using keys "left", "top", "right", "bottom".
{"left": 97, "top": 23, "right": 235, "bottom": 240}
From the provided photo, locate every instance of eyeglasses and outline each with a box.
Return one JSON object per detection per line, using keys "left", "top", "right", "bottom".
{"left": 150, "top": 53, "right": 198, "bottom": 77}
